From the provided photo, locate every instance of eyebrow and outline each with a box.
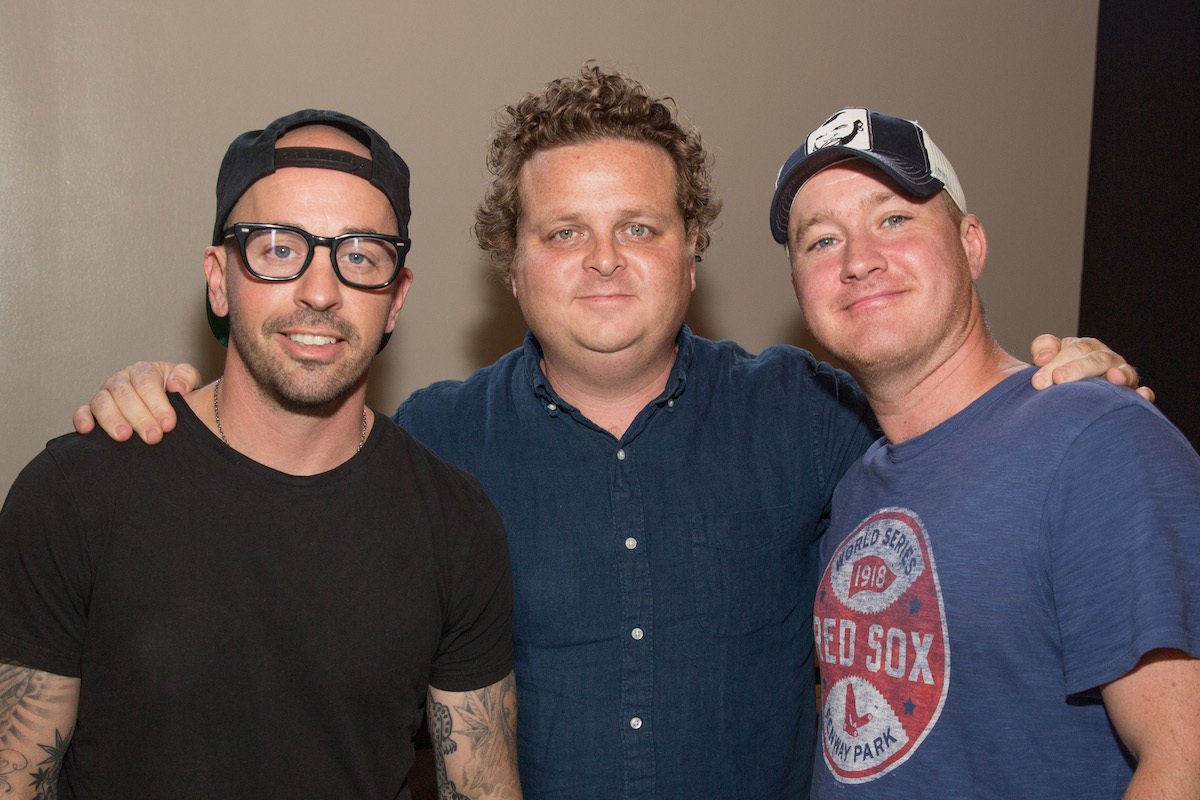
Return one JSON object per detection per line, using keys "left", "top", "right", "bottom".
{"left": 789, "top": 188, "right": 900, "bottom": 245}
{"left": 789, "top": 211, "right": 834, "bottom": 247}
{"left": 271, "top": 221, "right": 394, "bottom": 237}
{"left": 529, "top": 207, "right": 677, "bottom": 228}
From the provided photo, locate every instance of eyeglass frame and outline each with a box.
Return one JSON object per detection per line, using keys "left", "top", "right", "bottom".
{"left": 221, "top": 222, "right": 412, "bottom": 290}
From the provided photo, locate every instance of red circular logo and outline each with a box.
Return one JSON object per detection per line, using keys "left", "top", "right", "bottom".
{"left": 814, "top": 507, "right": 949, "bottom": 782}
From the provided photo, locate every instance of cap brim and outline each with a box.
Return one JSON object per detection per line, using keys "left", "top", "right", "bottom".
{"left": 770, "top": 147, "right": 946, "bottom": 244}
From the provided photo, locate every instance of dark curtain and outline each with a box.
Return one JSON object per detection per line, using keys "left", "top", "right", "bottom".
{"left": 1080, "top": 0, "right": 1199, "bottom": 448}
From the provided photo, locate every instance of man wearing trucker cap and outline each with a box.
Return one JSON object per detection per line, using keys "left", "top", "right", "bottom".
{"left": 0, "top": 110, "right": 521, "bottom": 800}
{"left": 773, "top": 107, "right": 1200, "bottom": 798}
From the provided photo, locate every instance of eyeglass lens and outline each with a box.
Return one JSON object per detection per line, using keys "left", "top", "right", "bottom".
{"left": 243, "top": 228, "right": 399, "bottom": 286}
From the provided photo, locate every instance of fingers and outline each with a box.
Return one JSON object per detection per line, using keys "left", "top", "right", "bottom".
{"left": 1031, "top": 335, "right": 1144, "bottom": 391}
{"left": 1104, "top": 363, "right": 1140, "bottom": 390}
{"left": 72, "top": 405, "right": 98, "bottom": 436}
{"left": 1049, "top": 338, "right": 1138, "bottom": 388}
{"left": 94, "top": 370, "right": 158, "bottom": 443}
{"left": 1031, "top": 334, "right": 1152, "bottom": 401}
{"left": 1107, "top": 366, "right": 1156, "bottom": 404}
{"left": 88, "top": 361, "right": 178, "bottom": 443}
{"left": 164, "top": 363, "right": 202, "bottom": 396}
{"left": 77, "top": 361, "right": 197, "bottom": 443}
{"left": 86, "top": 381, "right": 140, "bottom": 442}
{"left": 1030, "top": 334, "right": 1075, "bottom": 388}
{"left": 1030, "top": 333, "right": 1067, "bottom": 367}
{"left": 128, "top": 361, "right": 184, "bottom": 438}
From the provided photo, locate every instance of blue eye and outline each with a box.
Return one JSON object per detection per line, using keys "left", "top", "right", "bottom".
{"left": 552, "top": 230, "right": 576, "bottom": 241}
{"left": 337, "top": 238, "right": 396, "bottom": 280}
{"left": 627, "top": 224, "right": 649, "bottom": 237}
{"left": 882, "top": 214, "right": 906, "bottom": 227}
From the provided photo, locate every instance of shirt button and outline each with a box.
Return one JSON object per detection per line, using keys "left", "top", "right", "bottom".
{"left": 547, "top": 403, "right": 557, "bottom": 411}
{"left": 631, "top": 627, "right": 644, "bottom": 640}
{"left": 630, "top": 717, "right": 642, "bottom": 730}
{"left": 667, "top": 399, "right": 674, "bottom": 408}
{"left": 616, "top": 449, "right": 626, "bottom": 461}
{"left": 624, "top": 537, "right": 637, "bottom": 550}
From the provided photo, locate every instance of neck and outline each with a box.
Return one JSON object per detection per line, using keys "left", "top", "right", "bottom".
{"left": 854, "top": 320, "right": 1027, "bottom": 445}
{"left": 184, "top": 364, "right": 372, "bottom": 476}
{"left": 539, "top": 339, "right": 679, "bottom": 439}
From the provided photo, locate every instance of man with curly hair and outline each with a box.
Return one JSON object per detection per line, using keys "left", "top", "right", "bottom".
{"left": 407, "top": 69, "right": 853, "bottom": 796}
{"left": 75, "top": 67, "right": 1141, "bottom": 798}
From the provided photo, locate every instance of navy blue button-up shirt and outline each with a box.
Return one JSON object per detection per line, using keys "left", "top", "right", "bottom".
{"left": 395, "top": 326, "right": 875, "bottom": 799}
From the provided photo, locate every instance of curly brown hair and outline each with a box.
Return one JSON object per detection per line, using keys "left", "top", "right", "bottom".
{"left": 474, "top": 63, "right": 722, "bottom": 286}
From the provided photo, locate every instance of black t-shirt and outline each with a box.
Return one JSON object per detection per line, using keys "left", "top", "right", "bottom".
{"left": 0, "top": 395, "right": 514, "bottom": 799}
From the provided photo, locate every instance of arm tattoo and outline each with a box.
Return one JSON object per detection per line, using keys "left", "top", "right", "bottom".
{"left": 428, "top": 696, "right": 469, "bottom": 800}
{"left": 428, "top": 673, "right": 519, "bottom": 800}
{"left": 0, "top": 662, "right": 76, "bottom": 799}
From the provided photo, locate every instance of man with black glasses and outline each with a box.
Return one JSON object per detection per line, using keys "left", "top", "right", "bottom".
{"left": 0, "top": 110, "right": 521, "bottom": 800}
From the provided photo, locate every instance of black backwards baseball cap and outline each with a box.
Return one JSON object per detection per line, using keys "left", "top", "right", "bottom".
{"left": 769, "top": 108, "right": 966, "bottom": 244}
{"left": 207, "top": 109, "right": 412, "bottom": 347}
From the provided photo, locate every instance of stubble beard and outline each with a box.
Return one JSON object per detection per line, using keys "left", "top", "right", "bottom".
{"left": 819, "top": 254, "right": 976, "bottom": 385}
{"left": 229, "top": 308, "right": 377, "bottom": 413}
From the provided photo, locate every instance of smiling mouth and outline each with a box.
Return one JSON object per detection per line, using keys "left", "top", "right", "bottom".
{"left": 287, "top": 333, "right": 340, "bottom": 346}
{"left": 580, "top": 292, "right": 633, "bottom": 301}
{"left": 846, "top": 289, "right": 904, "bottom": 312}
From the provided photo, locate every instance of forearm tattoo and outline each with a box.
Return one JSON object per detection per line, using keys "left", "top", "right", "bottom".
{"left": 0, "top": 663, "right": 75, "bottom": 799}
{"left": 428, "top": 673, "right": 519, "bottom": 800}
{"left": 429, "top": 698, "right": 469, "bottom": 800}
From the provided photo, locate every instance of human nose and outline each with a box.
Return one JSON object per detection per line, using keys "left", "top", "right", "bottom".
{"left": 294, "top": 246, "right": 343, "bottom": 310}
{"left": 587, "top": 232, "right": 625, "bottom": 277}
{"left": 840, "top": 234, "right": 887, "bottom": 282}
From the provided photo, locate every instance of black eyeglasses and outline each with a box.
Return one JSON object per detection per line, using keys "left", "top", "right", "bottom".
{"left": 222, "top": 223, "right": 411, "bottom": 290}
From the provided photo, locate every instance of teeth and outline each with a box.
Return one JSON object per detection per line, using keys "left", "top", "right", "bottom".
{"left": 288, "top": 333, "right": 338, "bottom": 346}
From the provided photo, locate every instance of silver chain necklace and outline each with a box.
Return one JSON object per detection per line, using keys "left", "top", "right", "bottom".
{"left": 212, "top": 377, "right": 368, "bottom": 453}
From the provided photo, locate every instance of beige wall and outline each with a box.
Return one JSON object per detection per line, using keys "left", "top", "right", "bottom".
{"left": 0, "top": 1, "right": 1099, "bottom": 491}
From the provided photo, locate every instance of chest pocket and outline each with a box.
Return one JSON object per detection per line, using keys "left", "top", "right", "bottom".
{"left": 690, "top": 505, "right": 798, "bottom": 636}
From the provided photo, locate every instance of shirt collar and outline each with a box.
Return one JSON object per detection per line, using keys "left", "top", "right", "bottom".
{"left": 521, "top": 325, "right": 694, "bottom": 409}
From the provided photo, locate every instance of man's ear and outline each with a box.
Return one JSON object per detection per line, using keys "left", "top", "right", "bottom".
{"left": 204, "top": 245, "right": 230, "bottom": 317}
{"left": 961, "top": 214, "right": 988, "bottom": 281}
{"left": 383, "top": 268, "right": 414, "bottom": 334}
{"left": 508, "top": 256, "right": 521, "bottom": 301}
{"left": 686, "top": 222, "right": 699, "bottom": 292}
